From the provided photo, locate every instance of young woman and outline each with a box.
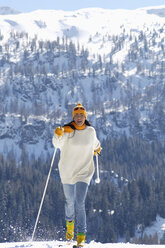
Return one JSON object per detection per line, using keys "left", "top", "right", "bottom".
{"left": 52, "top": 103, "right": 101, "bottom": 247}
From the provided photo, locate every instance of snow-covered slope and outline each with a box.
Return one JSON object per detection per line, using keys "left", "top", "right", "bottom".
{"left": 0, "top": 6, "right": 165, "bottom": 53}
{"left": 0, "top": 241, "right": 164, "bottom": 248}
{"left": 136, "top": 215, "right": 165, "bottom": 242}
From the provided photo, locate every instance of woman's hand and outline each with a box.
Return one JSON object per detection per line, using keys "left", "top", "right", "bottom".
{"left": 94, "top": 146, "right": 102, "bottom": 156}
{"left": 55, "top": 126, "right": 64, "bottom": 137}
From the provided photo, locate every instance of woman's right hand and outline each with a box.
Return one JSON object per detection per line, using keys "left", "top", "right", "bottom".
{"left": 55, "top": 126, "right": 64, "bottom": 137}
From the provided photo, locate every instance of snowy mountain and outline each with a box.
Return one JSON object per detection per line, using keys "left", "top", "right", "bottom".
{"left": 1, "top": 7, "right": 165, "bottom": 244}
{"left": 0, "top": 6, "right": 165, "bottom": 48}
{"left": 0, "top": 6, "right": 165, "bottom": 159}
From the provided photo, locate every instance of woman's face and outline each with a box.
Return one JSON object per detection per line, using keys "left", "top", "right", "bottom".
{"left": 74, "top": 113, "right": 86, "bottom": 126}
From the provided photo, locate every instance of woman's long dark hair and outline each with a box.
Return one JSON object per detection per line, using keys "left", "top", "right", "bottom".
{"left": 63, "top": 120, "right": 91, "bottom": 129}
{"left": 63, "top": 120, "right": 91, "bottom": 138}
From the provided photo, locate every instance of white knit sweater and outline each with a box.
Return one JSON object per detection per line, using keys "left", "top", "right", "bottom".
{"left": 52, "top": 126, "right": 100, "bottom": 185}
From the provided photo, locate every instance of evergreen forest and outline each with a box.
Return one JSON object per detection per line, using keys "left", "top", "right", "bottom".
{"left": 1, "top": 136, "right": 165, "bottom": 244}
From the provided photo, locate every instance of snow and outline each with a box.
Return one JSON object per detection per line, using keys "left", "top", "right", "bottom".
{"left": 0, "top": 216, "right": 165, "bottom": 246}
{"left": 141, "top": 215, "right": 165, "bottom": 241}
{"left": 1, "top": 215, "right": 165, "bottom": 247}
{"left": 0, "top": 241, "right": 164, "bottom": 248}
{"left": 0, "top": 6, "right": 165, "bottom": 56}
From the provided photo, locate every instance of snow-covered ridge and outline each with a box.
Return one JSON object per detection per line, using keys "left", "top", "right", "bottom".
{"left": 0, "top": 5, "right": 165, "bottom": 43}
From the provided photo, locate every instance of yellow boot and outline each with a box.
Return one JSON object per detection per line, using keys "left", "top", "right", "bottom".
{"left": 77, "top": 232, "right": 85, "bottom": 247}
{"left": 66, "top": 220, "right": 74, "bottom": 240}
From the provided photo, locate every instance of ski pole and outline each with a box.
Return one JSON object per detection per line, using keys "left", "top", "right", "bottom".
{"left": 31, "top": 147, "right": 57, "bottom": 241}
{"left": 95, "top": 153, "right": 100, "bottom": 184}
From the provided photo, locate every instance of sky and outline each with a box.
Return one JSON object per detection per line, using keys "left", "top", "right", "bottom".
{"left": 0, "top": 0, "right": 165, "bottom": 13}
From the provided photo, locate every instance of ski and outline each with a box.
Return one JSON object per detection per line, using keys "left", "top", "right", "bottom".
{"left": 57, "top": 241, "right": 76, "bottom": 247}
{"left": 72, "top": 246, "right": 88, "bottom": 248}
{"left": 58, "top": 243, "right": 74, "bottom": 247}
{"left": 56, "top": 241, "right": 87, "bottom": 247}
{"left": 57, "top": 244, "right": 87, "bottom": 248}
{"left": 58, "top": 245, "right": 74, "bottom": 247}
{"left": 73, "top": 245, "right": 87, "bottom": 248}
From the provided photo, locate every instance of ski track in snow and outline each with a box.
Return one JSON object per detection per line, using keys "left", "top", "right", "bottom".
{"left": 0, "top": 241, "right": 164, "bottom": 248}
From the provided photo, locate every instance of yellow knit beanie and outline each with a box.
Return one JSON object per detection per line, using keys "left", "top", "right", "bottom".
{"left": 72, "top": 103, "right": 87, "bottom": 119}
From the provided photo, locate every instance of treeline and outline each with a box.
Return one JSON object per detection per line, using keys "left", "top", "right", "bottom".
{"left": 1, "top": 28, "right": 165, "bottom": 143}
{"left": 0, "top": 136, "right": 165, "bottom": 244}
{"left": 1, "top": 27, "right": 165, "bottom": 78}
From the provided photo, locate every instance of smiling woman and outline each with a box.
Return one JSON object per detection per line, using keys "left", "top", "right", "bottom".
{"left": 52, "top": 102, "right": 101, "bottom": 247}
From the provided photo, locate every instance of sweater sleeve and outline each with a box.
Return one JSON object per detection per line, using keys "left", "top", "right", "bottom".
{"left": 52, "top": 133, "right": 67, "bottom": 149}
{"left": 93, "top": 128, "right": 101, "bottom": 151}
